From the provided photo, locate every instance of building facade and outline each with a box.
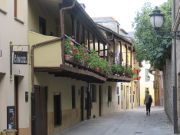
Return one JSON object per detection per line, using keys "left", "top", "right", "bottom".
{"left": 0, "top": 0, "right": 138, "bottom": 135}
{"left": 172, "top": 0, "right": 180, "bottom": 131}
{"left": 0, "top": 0, "right": 30, "bottom": 134}
{"left": 139, "top": 61, "right": 154, "bottom": 106}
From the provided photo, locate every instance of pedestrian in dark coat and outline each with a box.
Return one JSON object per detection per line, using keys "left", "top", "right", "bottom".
{"left": 144, "top": 91, "right": 153, "bottom": 116}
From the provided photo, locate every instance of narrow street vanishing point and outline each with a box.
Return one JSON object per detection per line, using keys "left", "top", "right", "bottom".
{"left": 61, "top": 107, "right": 173, "bottom": 135}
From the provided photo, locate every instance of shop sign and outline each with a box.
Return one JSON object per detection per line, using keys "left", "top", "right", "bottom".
{"left": 13, "top": 51, "right": 27, "bottom": 64}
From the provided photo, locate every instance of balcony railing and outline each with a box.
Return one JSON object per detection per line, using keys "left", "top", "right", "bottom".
{"left": 63, "top": 35, "right": 133, "bottom": 80}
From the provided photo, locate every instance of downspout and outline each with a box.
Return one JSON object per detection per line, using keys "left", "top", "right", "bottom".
{"left": 59, "top": 0, "right": 76, "bottom": 64}
{"left": 60, "top": 0, "right": 76, "bottom": 36}
{"left": 31, "top": 46, "right": 35, "bottom": 93}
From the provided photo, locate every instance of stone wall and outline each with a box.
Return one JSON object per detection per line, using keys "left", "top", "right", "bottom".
{"left": 163, "top": 59, "right": 173, "bottom": 122}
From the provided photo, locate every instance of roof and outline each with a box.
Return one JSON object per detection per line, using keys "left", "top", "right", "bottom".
{"left": 97, "top": 24, "right": 133, "bottom": 45}
{"left": 73, "top": 1, "right": 110, "bottom": 45}
{"left": 93, "top": 17, "right": 120, "bottom": 25}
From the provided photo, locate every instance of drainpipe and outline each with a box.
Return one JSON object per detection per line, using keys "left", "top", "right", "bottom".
{"left": 59, "top": 0, "right": 76, "bottom": 64}
{"left": 60, "top": 0, "right": 76, "bottom": 36}
{"left": 31, "top": 46, "right": 35, "bottom": 93}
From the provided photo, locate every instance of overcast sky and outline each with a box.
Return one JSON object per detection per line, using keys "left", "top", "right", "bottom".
{"left": 77, "top": 0, "right": 167, "bottom": 32}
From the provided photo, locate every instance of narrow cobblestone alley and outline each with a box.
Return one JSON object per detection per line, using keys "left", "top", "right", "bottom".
{"left": 60, "top": 107, "right": 174, "bottom": 135}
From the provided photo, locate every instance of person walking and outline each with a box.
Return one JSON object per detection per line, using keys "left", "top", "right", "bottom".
{"left": 144, "top": 91, "right": 153, "bottom": 116}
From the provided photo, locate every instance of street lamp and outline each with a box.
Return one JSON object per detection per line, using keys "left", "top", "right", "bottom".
{"left": 150, "top": 7, "right": 179, "bottom": 133}
{"left": 149, "top": 6, "right": 164, "bottom": 29}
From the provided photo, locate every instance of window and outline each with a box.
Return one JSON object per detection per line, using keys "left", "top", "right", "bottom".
{"left": 121, "top": 84, "right": 123, "bottom": 91}
{"left": 14, "top": 0, "right": 25, "bottom": 23}
{"left": 108, "top": 86, "right": 112, "bottom": 102}
{"left": 117, "top": 87, "right": 119, "bottom": 94}
{"left": 72, "top": 86, "right": 76, "bottom": 109}
{"left": 91, "top": 84, "right": 97, "bottom": 102}
{"left": 39, "top": 17, "right": 46, "bottom": 35}
{"left": 54, "top": 94, "right": 61, "bottom": 126}
{"left": 118, "top": 96, "right": 120, "bottom": 105}
{"left": 0, "top": 0, "right": 6, "bottom": 14}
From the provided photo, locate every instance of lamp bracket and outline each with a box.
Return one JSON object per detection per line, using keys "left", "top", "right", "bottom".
{"left": 172, "top": 31, "right": 180, "bottom": 40}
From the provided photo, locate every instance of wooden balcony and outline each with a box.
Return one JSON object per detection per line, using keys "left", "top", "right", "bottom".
{"left": 30, "top": 32, "right": 106, "bottom": 83}
{"left": 30, "top": 32, "right": 132, "bottom": 83}
{"left": 107, "top": 75, "right": 132, "bottom": 82}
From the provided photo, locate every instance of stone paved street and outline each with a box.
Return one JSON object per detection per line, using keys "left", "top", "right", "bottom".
{"left": 60, "top": 107, "right": 175, "bottom": 135}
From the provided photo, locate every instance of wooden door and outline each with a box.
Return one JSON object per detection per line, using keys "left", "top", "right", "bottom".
{"left": 80, "top": 86, "right": 84, "bottom": 121}
{"left": 31, "top": 85, "right": 47, "bottom": 135}
{"left": 14, "top": 76, "right": 19, "bottom": 135}
{"left": 99, "top": 85, "right": 102, "bottom": 116}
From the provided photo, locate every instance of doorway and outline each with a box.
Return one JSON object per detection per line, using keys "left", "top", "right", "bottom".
{"left": 31, "top": 85, "right": 47, "bottom": 135}
{"left": 99, "top": 85, "right": 102, "bottom": 116}
{"left": 14, "top": 76, "right": 19, "bottom": 135}
{"left": 80, "top": 86, "right": 84, "bottom": 121}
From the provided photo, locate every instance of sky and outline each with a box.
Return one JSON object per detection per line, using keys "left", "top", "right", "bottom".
{"left": 77, "top": 0, "right": 167, "bottom": 32}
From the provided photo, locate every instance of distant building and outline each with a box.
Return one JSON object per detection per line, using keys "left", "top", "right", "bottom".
{"left": 93, "top": 17, "right": 120, "bottom": 34}
{"left": 139, "top": 61, "right": 154, "bottom": 106}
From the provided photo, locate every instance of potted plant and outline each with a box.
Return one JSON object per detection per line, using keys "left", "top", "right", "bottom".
{"left": 73, "top": 45, "right": 85, "bottom": 65}
{"left": 111, "top": 64, "right": 124, "bottom": 75}
{"left": 64, "top": 38, "right": 73, "bottom": 61}
{"left": 124, "top": 67, "right": 133, "bottom": 77}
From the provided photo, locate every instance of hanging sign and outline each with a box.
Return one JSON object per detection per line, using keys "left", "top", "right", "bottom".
{"left": 13, "top": 51, "right": 27, "bottom": 64}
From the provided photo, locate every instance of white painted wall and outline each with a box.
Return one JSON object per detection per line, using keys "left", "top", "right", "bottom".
{"left": 139, "top": 61, "right": 155, "bottom": 106}
{"left": 0, "top": 0, "right": 29, "bottom": 131}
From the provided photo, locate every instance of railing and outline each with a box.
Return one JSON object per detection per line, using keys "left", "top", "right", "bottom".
{"left": 62, "top": 35, "right": 133, "bottom": 79}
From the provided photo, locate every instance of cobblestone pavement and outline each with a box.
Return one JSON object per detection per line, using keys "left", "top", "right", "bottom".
{"left": 60, "top": 107, "right": 175, "bottom": 135}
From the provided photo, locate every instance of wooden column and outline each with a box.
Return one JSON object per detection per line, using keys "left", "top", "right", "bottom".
{"left": 120, "top": 41, "right": 122, "bottom": 65}
{"left": 130, "top": 47, "right": 133, "bottom": 67}
{"left": 126, "top": 44, "right": 128, "bottom": 67}
{"left": 103, "top": 44, "right": 105, "bottom": 59}
{"left": 106, "top": 44, "right": 109, "bottom": 61}
{"left": 76, "top": 21, "right": 80, "bottom": 42}
{"left": 98, "top": 41, "right": 100, "bottom": 55}
{"left": 71, "top": 14, "right": 74, "bottom": 36}
{"left": 87, "top": 32, "right": 90, "bottom": 50}
{"left": 113, "top": 40, "right": 116, "bottom": 64}
{"left": 93, "top": 36, "right": 95, "bottom": 50}
{"left": 82, "top": 26, "right": 85, "bottom": 45}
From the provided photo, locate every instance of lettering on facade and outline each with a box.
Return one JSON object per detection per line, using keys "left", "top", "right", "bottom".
{"left": 13, "top": 51, "right": 27, "bottom": 64}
